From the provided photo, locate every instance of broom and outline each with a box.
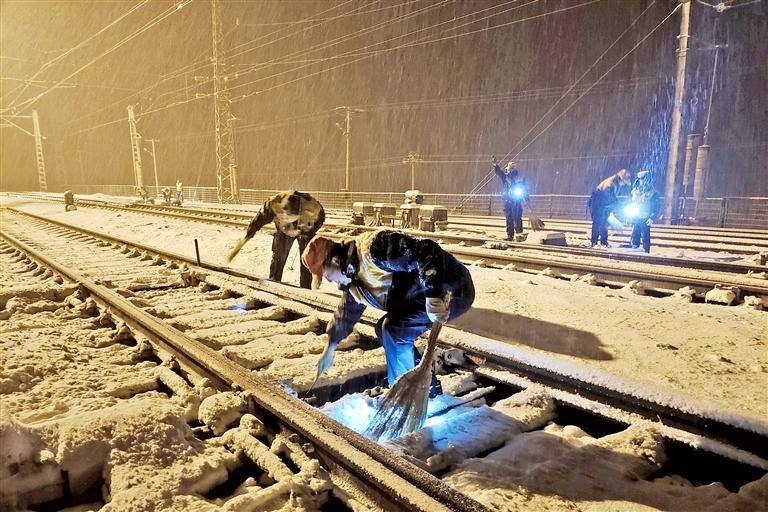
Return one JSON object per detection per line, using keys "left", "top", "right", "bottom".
{"left": 226, "top": 236, "right": 250, "bottom": 263}
{"left": 365, "top": 322, "right": 443, "bottom": 442}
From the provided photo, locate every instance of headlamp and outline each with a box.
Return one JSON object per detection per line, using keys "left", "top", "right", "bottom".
{"left": 512, "top": 186, "right": 524, "bottom": 198}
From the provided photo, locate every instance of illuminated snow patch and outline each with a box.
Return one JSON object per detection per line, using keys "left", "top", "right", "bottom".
{"left": 322, "top": 392, "right": 459, "bottom": 440}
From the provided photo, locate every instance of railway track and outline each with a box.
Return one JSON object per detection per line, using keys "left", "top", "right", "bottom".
{"left": 448, "top": 215, "right": 768, "bottom": 254}
{"left": 7, "top": 192, "right": 767, "bottom": 261}
{"left": 2, "top": 208, "right": 766, "bottom": 511}
{"left": 6, "top": 197, "right": 768, "bottom": 304}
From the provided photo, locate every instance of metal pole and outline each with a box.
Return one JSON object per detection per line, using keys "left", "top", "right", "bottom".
{"left": 662, "top": 0, "right": 691, "bottom": 224}
{"left": 410, "top": 161, "right": 415, "bottom": 190}
{"left": 345, "top": 108, "right": 351, "bottom": 191}
{"left": 127, "top": 105, "right": 144, "bottom": 189}
{"left": 703, "top": 44, "right": 721, "bottom": 145}
{"left": 31, "top": 110, "right": 48, "bottom": 191}
{"left": 148, "top": 139, "right": 159, "bottom": 190}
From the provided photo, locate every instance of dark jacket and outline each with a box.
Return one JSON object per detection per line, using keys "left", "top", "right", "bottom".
{"left": 589, "top": 173, "right": 627, "bottom": 214}
{"left": 326, "top": 230, "right": 474, "bottom": 346}
{"left": 630, "top": 184, "right": 660, "bottom": 222}
{"left": 494, "top": 165, "right": 529, "bottom": 204}
{"left": 245, "top": 190, "right": 325, "bottom": 239}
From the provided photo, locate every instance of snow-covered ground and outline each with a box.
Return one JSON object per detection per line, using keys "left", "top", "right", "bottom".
{"left": 2, "top": 196, "right": 767, "bottom": 511}
{"left": 5, "top": 196, "right": 765, "bottom": 419}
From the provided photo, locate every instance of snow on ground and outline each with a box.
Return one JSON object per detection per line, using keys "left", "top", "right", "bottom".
{"left": 4, "top": 196, "right": 766, "bottom": 419}
{"left": 2, "top": 196, "right": 767, "bottom": 511}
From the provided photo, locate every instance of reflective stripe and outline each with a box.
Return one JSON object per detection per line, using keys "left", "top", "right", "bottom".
{"left": 352, "top": 230, "right": 392, "bottom": 310}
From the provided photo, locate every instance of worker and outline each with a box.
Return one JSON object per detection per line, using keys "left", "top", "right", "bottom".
{"left": 301, "top": 229, "right": 475, "bottom": 395}
{"left": 626, "top": 171, "right": 660, "bottom": 253}
{"left": 161, "top": 187, "right": 172, "bottom": 206}
{"left": 588, "top": 169, "right": 631, "bottom": 247}
{"left": 136, "top": 185, "right": 148, "bottom": 203}
{"left": 63, "top": 190, "right": 76, "bottom": 211}
{"left": 175, "top": 180, "right": 183, "bottom": 206}
{"left": 493, "top": 159, "right": 529, "bottom": 240}
{"left": 228, "top": 190, "right": 325, "bottom": 289}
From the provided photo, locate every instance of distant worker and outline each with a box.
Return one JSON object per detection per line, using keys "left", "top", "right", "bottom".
{"left": 301, "top": 230, "right": 475, "bottom": 395}
{"left": 588, "top": 169, "right": 631, "bottom": 247}
{"left": 625, "top": 171, "right": 660, "bottom": 253}
{"left": 161, "top": 187, "right": 172, "bottom": 206}
{"left": 493, "top": 158, "right": 529, "bottom": 240}
{"left": 63, "top": 190, "right": 76, "bottom": 211}
{"left": 227, "top": 190, "right": 325, "bottom": 289}
{"left": 175, "top": 180, "right": 183, "bottom": 206}
{"left": 136, "top": 185, "right": 148, "bottom": 202}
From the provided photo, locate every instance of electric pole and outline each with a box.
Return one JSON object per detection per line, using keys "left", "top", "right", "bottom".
{"left": 0, "top": 111, "right": 48, "bottom": 191}
{"left": 127, "top": 105, "right": 144, "bottom": 189}
{"left": 144, "top": 138, "right": 160, "bottom": 190}
{"left": 402, "top": 152, "right": 423, "bottom": 190}
{"left": 211, "top": 0, "right": 240, "bottom": 203}
{"left": 31, "top": 111, "right": 47, "bottom": 191}
{"left": 336, "top": 106, "right": 363, "bottom": 191}
{"left": 662, "top": 0, "right": 691, "bottom": 224}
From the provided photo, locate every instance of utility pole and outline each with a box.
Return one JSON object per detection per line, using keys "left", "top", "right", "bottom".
{"left": 31, "top": 111, "right": 47, "bottom": 191}
{"left": 402, "top": 152, "right": 423, "bottom": 190}
{"left": 693, "top": 42, "right": 725, "bottom": 202}
{"left": 662, "top": 0, "right": 691, "bottom": 224}
{"left": 336, "top": 106, "right": 363, "bottom": 191}
{"left": 144, "top": 138, "right": 160, "bottom": 190}
{"left": 127, "top": 105, "right": 144, "bottom": 189}
{"left": 0, "top": 111, "right": 48, "bottom": 191}
{"left": 211, "top": 0, "right": 240, "bottom": 203}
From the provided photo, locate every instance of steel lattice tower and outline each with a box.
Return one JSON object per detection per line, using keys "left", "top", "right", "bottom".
{"left": 211, "top": 0, "right": 240, "bottom": 203}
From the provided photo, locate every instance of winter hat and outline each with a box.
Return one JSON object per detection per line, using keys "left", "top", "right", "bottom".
{"left": 301, "top": 236, "right": 336, "bottom": 289}
{"left": 636, "top": 170, "right": 649, "bottom": 180}
{"left": 616, "top": 169, "right": 631, "bottom": 184}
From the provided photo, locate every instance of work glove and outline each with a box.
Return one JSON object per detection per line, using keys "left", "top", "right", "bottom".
{"left": 315, "top": 341, "right": 337, "bottom": 378}
{"left": 645, "top": 218, "right": 653, "bottom": 226}
{"left": 426, "top": 297, "right": 449, "bottom": 324}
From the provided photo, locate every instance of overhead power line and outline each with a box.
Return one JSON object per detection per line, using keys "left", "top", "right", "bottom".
{"left": 5, "top": 0, "right": 193, "bottom": 116}
{"left": 1, "top": 0, "right": 149, "bottom": 108}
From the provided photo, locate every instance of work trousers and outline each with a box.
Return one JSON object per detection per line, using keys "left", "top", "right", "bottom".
{"left": 270, "top": 230, "right": 313, "bottom": 288}
{"left": 375, "top": 290, "right": 474, "bottom": 386}
{"left": 590, "top": 207, "right": 610, "bottom": 246}
{"left": 631, "top": 222, "right": 652, "bottom": 253}
{"left": 504, "top": 201, "right": 524, "bottom": 238}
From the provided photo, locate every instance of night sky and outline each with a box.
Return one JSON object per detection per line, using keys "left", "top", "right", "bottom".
{"left": 1, "top": 0, "right": 766, "bottom": 196}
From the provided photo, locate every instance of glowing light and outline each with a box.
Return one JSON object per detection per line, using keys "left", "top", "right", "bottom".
{"left": 230, "top": 302, "right": 248, "bottom": 314}
{"left": 624, "top": 203, "right": 639, "bottom": 218}
{"left": 323, "top": 394, "right": 376, "bottom": 434}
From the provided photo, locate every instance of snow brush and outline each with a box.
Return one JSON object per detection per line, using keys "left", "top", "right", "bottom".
{"left": 365, "top": 322, "right": 442, "bottom": 442}
{"left": 226, "top": 236, "right": 250, "bottom": 262}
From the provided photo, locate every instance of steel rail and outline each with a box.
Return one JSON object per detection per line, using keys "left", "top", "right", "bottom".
{"left": 6, "top": 206, "right": 768, "bottom": 302}
{"left": 11, "top": 194, "right": 767, "bottom": 275}
{"left": 6, "top": 191, "right": 766, "bottom": 262}
{"left": 0, "top": 228, "right": 488, "bottom": 512}
{"left": 449, "top": 217, "right": 768, "bottom": 246}
{"left": 4, "top": 211, "right": 767, "bottom": 468}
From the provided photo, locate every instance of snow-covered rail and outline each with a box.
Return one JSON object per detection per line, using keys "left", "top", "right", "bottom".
{"left": 2, "top": 208, "right": 766, "bottom": 511}
{"left": 8, "top": 197, "right": 768, "bottom": 304}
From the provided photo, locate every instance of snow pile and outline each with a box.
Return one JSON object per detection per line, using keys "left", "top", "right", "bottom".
{"left": 704, "top": 286, "right": 737, "bottom": 306}
{"left": 670, "top": 286, "right": 697, "bottom": 302}
{"left": 445, "top": 422, "right": 768, "bottom": 511}
{"left": 621, "top": 279, "right": 646, "bottom": 295}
